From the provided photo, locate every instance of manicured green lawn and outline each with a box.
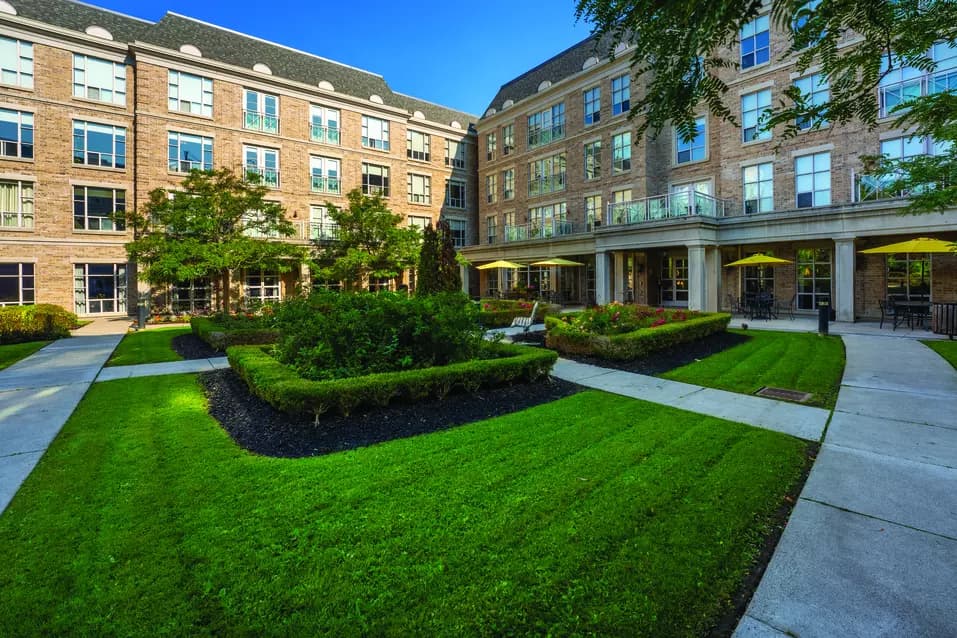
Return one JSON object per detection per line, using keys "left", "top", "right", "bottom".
{"left": 105, "top": 326, "right": 189, "bottom": 366}
{"left": 923, "top": 339, "right": 957, "bottom": 370}
{"left": 661, "top": 329, "right": 845, "bottom": 408}
{"left": 0, "top": 375, "right": 809, "bottom": 637}
{"left": 0, "top": 340, "right": 50, "bottom": 370}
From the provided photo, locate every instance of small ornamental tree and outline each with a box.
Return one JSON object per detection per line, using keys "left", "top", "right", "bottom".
{"left": 125, "top": 168, "right": 307, "bottom": 312}
{"left": 436, "top": 220, "right": 463, "bottom": 293}
{"left": 415, "top": 224, "right": 441, "bottom": 295}
{"left": 313, "top": 188, "right": 421, "bottom": 291}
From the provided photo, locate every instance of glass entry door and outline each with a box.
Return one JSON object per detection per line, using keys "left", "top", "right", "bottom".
{"left": 75, "top": 263, "right": 127, "bottom": 314}
{"left": 659, "top": 255, "right": 689, "bottom": 306}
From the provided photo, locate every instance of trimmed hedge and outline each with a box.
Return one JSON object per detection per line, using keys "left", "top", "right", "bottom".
{"left": 545, "top": 312, "right": 731, "bottom": 360}
{"left": 477, "top": 300, "right": 561, "bottom": 328}
{"left": 228, "top": 342, "right": 558, "bottom": 419}
{"left": 0, "top": 304, "right": 79, "bottom": 344}
{"left": 190, "top": 317, "right": 279, "bottom": 352}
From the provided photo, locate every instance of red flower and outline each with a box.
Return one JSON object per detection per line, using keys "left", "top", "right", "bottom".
{"left": 656, "top": 307, "right": 665, "bottom": 314}
{"left": 651, "top": 318, "right": 666, "bottom": 327}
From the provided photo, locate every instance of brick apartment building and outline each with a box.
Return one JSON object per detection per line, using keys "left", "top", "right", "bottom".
{"left": 462, "top": 11, "right": 957, "bottom": 321}
{"left": 0, "top": 0, "right": 477, "bottom": 316}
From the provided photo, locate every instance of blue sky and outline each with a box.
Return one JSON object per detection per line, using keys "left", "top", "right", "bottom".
{"left": 88, "top": 0, "right": 595, "bottom": 116}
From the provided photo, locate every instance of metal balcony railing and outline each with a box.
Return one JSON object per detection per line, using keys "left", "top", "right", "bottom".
{"left": 296, "top": 220, "right": 339, "bottom": 241}
{"left": 168, "top": 159, "right": 208, "bottom": 173}
{"left": 311, "top": 175, "right": 341, "bottom": 194}
{"left": 502, "top": 219, "right": 581, "bottom": 242}
{"left": 527, "top": 172, "right": 567, "bottom": 197}
{"left": 245, "top": 166, "right": 279, "bottom": 188}
{"left": 310, "top": 124, "right": 341, "bottom": 145}
{"left": 851, "top": 168, "right": 919, "bottom": 202}
{"left": 244, "top": 110, "right": 279, "bottom": 134}
{"left": 605, "top": 191, "right": 737, "bottom": 226}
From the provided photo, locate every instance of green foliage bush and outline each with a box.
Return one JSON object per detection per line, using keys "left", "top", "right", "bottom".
{"left": 476, "top": 299, "right": 561, "bottom": 328}
{"left": 190, "top": 315, "right": 279, "bottom": 352}
{"left": 272, "top": 291, "right": 485, "bottom": 380}
{"left": 0, "top": 304, "right": 79, "bottom": 344}
{"left": 228, "top": 342, "right": 558, "bottom": 418}
{"left": 546, "top": 307, "right": 731, "bottom": 360}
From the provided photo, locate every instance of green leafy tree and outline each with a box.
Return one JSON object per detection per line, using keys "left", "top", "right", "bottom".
{"left": 126, "top": 168, "right": 307, "bottom": 312}
{"left": 435, "top": 220, "right": 463, "bottom": 292}
{"left": 416, "top": 224, "right": 441, "bottom": 295}
{"left": 416, "top": 220, "right": 462, "bottom": 295}
{"left": 313, "top": 188, "right": 421, "bottom": 291}
{"left": 575, "top": 0, "right": 957, "bottom": 214}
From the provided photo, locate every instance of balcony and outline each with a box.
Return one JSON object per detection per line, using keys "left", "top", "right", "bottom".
{"left": 311, "top": 175, "right": 341, "bottom": 195}
{"left": 879, "top": 69, "right": 956, "bottom": 118}
{"left": 527, "top": 172, "right": 566, "bottom": 197}
{"left": 606, "top": 191, "right": 737, "bottom": 226}
{"left": 294, "top": 220, "right": 339, "bottom": 241}
{"left": 245, "top": 166, "right": 279, "bottom": 189}
{"left": 310, "top": 124, "right": 341, "bottom": 145}
{"left": 527, "top": 124, "right": 565, "bottom": 149}
{"left": 244, "top": 110, "right": 279, "bottom": 134}
{"left": 502, "top": 219, "right": 582, "bottom": 243}
{"left": 852, "top": 169, "right": 916, "bottom": 202}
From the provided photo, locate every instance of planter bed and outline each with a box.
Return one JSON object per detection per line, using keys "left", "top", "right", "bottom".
{"left": 477, "top": 299, "right": 561, "bottom": 328}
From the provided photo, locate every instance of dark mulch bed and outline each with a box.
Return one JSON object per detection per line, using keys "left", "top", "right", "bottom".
{"left": 199, "top": 369, "right": 583, "bottom": 459}
{"left": 559, "top": 330, "right": 752, "bottom": 375}
{"left": 171, "top": 333, "right": 219, "bottom": 360}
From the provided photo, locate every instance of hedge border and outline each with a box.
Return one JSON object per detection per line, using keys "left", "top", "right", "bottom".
{"left": 545, "top": 312, "right": 731, "bottom": 360}
{"left": 228, "top": 342, "right": 558, "bottom": 419}
{"left": 190, "top": 317, "right": 279, "bottom": 352}
{"left": 0, "top": 304, "right": 79, "bottom": 344}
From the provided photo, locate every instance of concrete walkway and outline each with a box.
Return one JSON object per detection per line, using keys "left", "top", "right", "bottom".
{"left": 736, "top": 335, "right": 957, "bottom": 637}
{"left": 96, "top": 357, "right": 230, "bottom": 382}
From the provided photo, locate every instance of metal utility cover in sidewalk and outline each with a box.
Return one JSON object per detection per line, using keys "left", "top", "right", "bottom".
{"left": 756, "top": 386, "right": 813, "bottom": 403}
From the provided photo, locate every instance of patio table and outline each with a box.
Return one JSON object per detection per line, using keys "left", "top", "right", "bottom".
{"left": 892, "top": 300, "right": 932, "bottom": 329}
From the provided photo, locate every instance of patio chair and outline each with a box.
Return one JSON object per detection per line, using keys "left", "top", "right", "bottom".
{"left": 509, "top": 301, "right": 540, "bottom": 337}
{"left": 879, "top": 298, "right": 903, "bottom": 330}
{"left": 776, "top": 294, "right": 796, "bottom": 320}
{"left": 726, "top": 293, "right": 744, "bottom": 317}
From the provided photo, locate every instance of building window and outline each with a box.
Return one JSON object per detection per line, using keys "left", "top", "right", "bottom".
{"left": 612, "top": 74, "right": 630, "bottom": 115}
{"left": 740, "top": 15, "right": 770, "bottom": 69}
{"left": 486, "top": 132, "right": 496, "bottom": 161}
{"left": 528, "top": 153, "right": 567, "bottom": 197}
{"left": 676, "top": 116, "right": 707, "bottom": 164}
{"left": 73, "top": 186, "right": 125, "bottom": 231}
{"left": 362, "top": 163, "right": 390, "bottom": 197}
{"left": 528, "top": 202, "right": 568, "bottom": 238}
{"left": 168, "top": 70, "right": 213, "bottom": 116}
{"left": 445, "top": 179, "right": 466, "bottom": 209}
{"left": 242, "top": 209, "right": 281, "bottom": 238}
{"left": 796, "top": 248, "right": 832, "bottom": 310}
{"left": 407, "top": 130, "right": 431, "bottom": 162}
{"left": 886, "top": 253, "right": 931, "bottom": 300}
{"left": 794, "top": 73, "right": 829, "bottom": 130}
{"left": 584, "top": 140, "right": 601, "bottom": 179}
{"left": 486, "top": 215, "right": 497, "bottom": 245}
{"left": 742, "top": 88, "right": 772, "bottom": 142}
{"left": 485, "top": 173, "right": 497, "bottom": 204}
{"left": 244, "top": 89, "right": 279, "bottom": 134}
{"left": 74, "top": 263, "right": 127, "bottom": 314}
{"left": 743, "top": 162, "right": 774, "bottom": 214}
{"left": 73, "top": 54, "right": 125, "bottom": 105}
{"left": 0, "top": 108, "right": 33, "bottom": 159}
{"left": 408, "top": 173, "right": 431, "bottom": 204}
{"left": 502, "top": 124, "right": 514, "bottom": 156}
{"left": 244, "top": 270, "right": 280, "bottom": 304}
{"left": 612, "top": 132, "right": 631, "bottom": 173}
{"left": 0, "top": 262, "right": 34, "bottom": 305}
{"left": 0, "top": 37, "right": 33, "bottom": 89}
{"left": 244, "top": 145, "right": 279, "bottom": 188}
{"left": 584, "top": 194, "right": 602, "bottom": 229}
{"left": 310, "top": 156, "right": 340, "bottom": 194}
{"left": 447, "top": 218, "right": 467, "bottom": 247}
{"left": 879, "top": 42, "right": 957, "bottom": 118}
{"left": 795, "top": 151, "right": 831, "bottom": 208}
{"left": 503, "top": 168, "right": 515, "bottom": 200}
{"left": 310, "top": 105, "right": 340, "bottom": 144}
{"left": 170, "top": 278, "right": 210, "bottom": 314}
{"left": 168, "top": 131, "right": 213, "bottom": 172}
{"left": 310, "top": 205, "right": 338, "bottom": 240}
{"left": 527, "top": 103, "right": 565, "bottom": 148}
{"left": 584, "top": 86, "right": 601, "bottom": 125}
{"left": 0, "top": 180, "right": 34, "bottom": 229}
{"left": 361, "top": 116, "right": 390, "bottom": 151}
{"left": 445, "top": 139, "right": 466, "bottom": 169}
{"left": 73, "top": 121, "right": 126, "bottom": 169}
{"left": 409, "top": 215, "right": 430, "bottom": 231}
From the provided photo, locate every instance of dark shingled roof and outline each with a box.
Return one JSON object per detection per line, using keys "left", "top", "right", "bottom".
{"left": 484, "top": 32, "right": 619, "bottom": 117}
{"left": 9, "top": 0, "right": 152, "bottom": 43}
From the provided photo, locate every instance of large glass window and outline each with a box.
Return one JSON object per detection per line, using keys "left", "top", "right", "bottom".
{"left": 880, "top": 42, "right": 957, "bottom": 117}
{"left": 361, "top": 116, "right": 390, "bottom": 150}
{"left": 73, "top": 55, "right": 126, "bottom": 105}
{"left": 408, "top": 130, "right": 431, "bottom": 161}
{"left": 362, "top": 163, "right": 390, "bottom": 196}
{"left": 612, "top": 75, "right": 630, "bottom": 115}
{"left": 445, "top": 139, "right": 466, "bottom": 169}
{"left": 675, "top": 116, "right": 706, "bottom": 164}
{"left": 528, "top": 202, "right": 568, "bottom": 238}
{"left": 795, "top": 151, "right": 830, "bottom": 208}
{"left": 0, "top": 37, "right": 33, "bottom": 89}
{"left": 584, "top": 194, "right": 602, "bottom": 228}
{"left": 485, "top": 174, "right": 497, "bottom": 204}
{"left": 660, "top": 256, "right": 689, "bottom": 305}
{"left": 170, "top": 278, "right": 210, "bottom": 314}
{"left": 528, "top": 153, "right": 566, "bottom": 196}
{"left": 73, "top": 121, "right": 126, "bottom": 169}
{"left": 244, "top": 145, "right": 279, "bottom": 188}
{"left": 502, "top": 124, "right": 514, "bottom": 156}
{"left": 244, "top": 89, "right": 279, "bottom": 133}
{"left": 310, "top": 105, "right": 340, "bottom": 144}
{"left": 310, "top": 205, "right": 338, "bottom": 240}
{"left": 796, "top": 248, "right": 832, "bottom": 310}
{"left": 168, "top": 70, "right": 213, "bottom": 116}
{"left": 527, "top": 103, "right": 565, "bottom": 148}
{"left": 584, "top": 140, "right": 601, "bottom": 180}
{"left": 743, "top": 162, "right": 774, "bottom": 214}
{"left": 0, "top": 263, "right": 34, "bottom": 306}
{"left": 447, "top": 219, "right": 467, "bottom": 248}
{"left": 612, "top": 132, "right": 631, "bottom": 173}
{"left": 408, "top": 173, "right": 431, "bottom": 204}
{"left": 742, "top": 89, "right": 772, "bottom": 142}
{"left": 740, "top": 15, "right": 770, "bottom": 69}
{"left": 74, "top": 263, "right": 127, "bottom": 314}
{"left": 73, "top": 186, "right": 125, "bottom": 231}
{"left": 0, "top": 109, "right": 33, "bottom": 159}
{"left": 244, "top": 270, "right": 280, "bottom": 304}
{"left": 445, "top": 179, "right": 466, "bottom": 209}
{"left": 486, "top": 215, "right": 497, "bottom": 245}
{"left": 584, "top": 86, "right": 601, "bottom": 125}
{"left": 310, "top": 156, "right": 340, "bottom": 194}
{"left": 503, "top": 168, "right": 515, "bottom": 200}
{"left": 0, "top": 180, "right": 34, "bottom": 228}
{"left": 794, "top": 73, "right": 829, "bottom": 130}
{"left": 886, "top": 254, "right": 931, "bottom": 300}
{"left": 168, "top": 132, "right": 213, "bottom": 172}
{"left": 485, "top": 132, "right": 496, "bottom": 161}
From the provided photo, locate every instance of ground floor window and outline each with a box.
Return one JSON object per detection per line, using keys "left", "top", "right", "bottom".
{"left": 0, "top": 262, "right": 34, "bottom": 305}
{"left": 886, "top": 254, "right": 931, "bottom": 300}
{"left": 244, "top": 270, "right": 280, "bottom": 306}
{"left": 170, "top": 278, "right": 210, "bottom": 314}
{"left": 796, "top": 248, "right": 832, "bottom": 310}
{"left": 74, "top": 263, "right": 127, "bottom": 314}
{"left": 660, "top": 255, "right": 689, "bottom": 305}
{"left": 368, "top": 277, "right": 391, "bottom": 292}
{"left": 311, "top": 275, "right": 341, "bottom": 292}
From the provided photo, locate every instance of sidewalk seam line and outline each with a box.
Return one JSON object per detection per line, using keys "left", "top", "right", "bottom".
{"left": 800, "top": 497, "right": 957, "bottom": 542}
{"left": 820, "top": 442, "right": 957, "bottom": 472}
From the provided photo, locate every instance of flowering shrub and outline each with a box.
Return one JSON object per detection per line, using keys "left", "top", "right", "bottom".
{"left": 558, "top": 303, "right": 702, "bottom": 336}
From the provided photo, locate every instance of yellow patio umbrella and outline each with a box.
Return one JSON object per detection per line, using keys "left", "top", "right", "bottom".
{"left": 476, "top": 259, "right": 525, "bottom": 270}
{"left": 859, "top": 237, "right": 956, "bottom": 254}
{"left": 531, "top": 257, "right": 585, "bottom": 267}
{"left": 724, "top": 253, "right": 793, "bottom": 267}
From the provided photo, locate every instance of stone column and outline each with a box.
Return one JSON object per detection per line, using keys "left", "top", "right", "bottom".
{"left": 704, "top": 246, "right": 720, "bottom": 312}
{"left": 595, "top": 251, "right": 611, "bottom": 306}
{"left": 686, "top": 244, "right": 708, "bottom": 311}
{"left": 613, "top": 252, "right": 625, "bottom": 302}
{"left": 460, "top": 264, "right": 470, "bottom": 295}
{"left": 834, "top": 237, "right": 856, "bottom": 322}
